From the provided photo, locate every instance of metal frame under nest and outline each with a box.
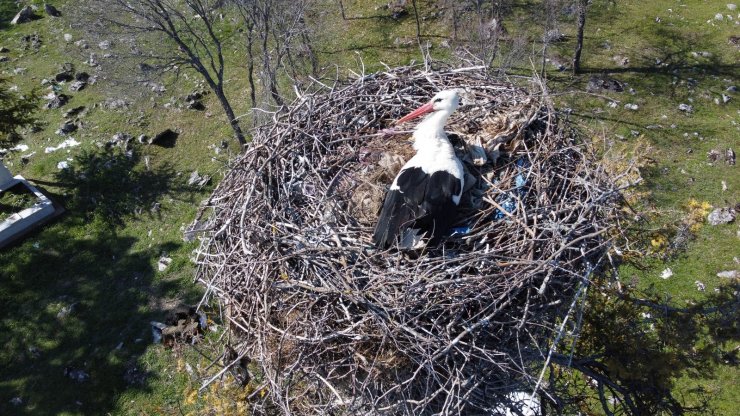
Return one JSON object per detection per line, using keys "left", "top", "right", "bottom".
{"left": 194, "top": 64, "right": 623, "bottom": 415}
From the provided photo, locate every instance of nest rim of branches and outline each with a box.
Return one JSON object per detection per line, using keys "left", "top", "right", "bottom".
{"left": 195, "top": 63, "right": 622, "bottom": 415}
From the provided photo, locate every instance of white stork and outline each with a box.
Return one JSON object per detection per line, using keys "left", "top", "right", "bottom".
{"left": 372, "top": 89, "right": 464, "bottom": 249}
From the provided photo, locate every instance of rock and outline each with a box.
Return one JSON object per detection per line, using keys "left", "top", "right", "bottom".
{"left": 137, "top": 134, "right": 149, "bottom": 144}
{"left": 98, "top": 40, "right": 111, "bottom": 50}
{"left": 0, "top": 47, "right": 9, "bottom": 53}
{"left": 187, "top": 100, "right": 205, "bottom": 111}
{"left": 149, "top": 129, "right": 179, "bottom": 147}
{"left": 624, "top": 103, "right": 639, "bottom": 110}
{"left": 612, "top": 55, "right": 630, "bottom": 66}
{"left": 86, "top": 53, "right": 98, "bottom": 67}
{"left": 727, "top": 148, "right": 736, "bottom": 165}
{"left": 43, "top": 93, "right": 70, "bottom": 109}
{"left": 108, "top": 133, "right": 133, "bottom": 150}
{"left": 721, "top": 93, "right": 731, "bottom": 104}
{"left": 63, "top": 106, "right": 85, "bottom": 118}
{"left": 157, "top": 256, "right": 172, "bottom": 272}
{"left": 0, "top": 56, "right": 8, "bottom": 63}
{"left": 678, "top": 103, "right": 693, "bottom": 112}
{"left": 543, "top": 29, "right": 566, "bottom": 43}
{"left": 187, "top": 171, "right": 211, "bottom": 187}
{"left": 21, "top": 34, "right": 41, "bottom": 50}
{"left": 660, "top": 268, "right": 673, "bottom": 279}
{"left": 74, "top": 39, "right": 88, "bottom": 49}
{"left": 55, "top": 69, "right": 74, "bottom": 83}
{"left": 64, "top": 367, "right": 90, "bottom": 383}
{"left": 57, "top": 160, "right": 69, "bottom": 170}
{"left": 68, "top": 80, "right": 86, "bottom": 92}
{"left": 715, "top": 13, "right": 724, "bottom": 21}
{"left": 695, "top": 280, "right": 706, "bottom": 291}
{"left": 103, "top": 98, "right": 129, "bottom": 110}
{"left": 708, "top": 207, "right": 736, "bottom": 225}
{"left": 587, "top": 76, "right": 624, "bottom": 93}
{"left": 63, "top": 33, "right": 72, "bottom": 42}
{"left": 729, "top": 4, "right": 738, "bottom": 11}
{"left": 727, "top": 85, "right": 738, "bottom": 93}
{"left": 57, "top": 121, "right": 77, "bottom": 134}
{"left": 44, "top": 3, "right": 61, "bottom": 17}
{"left": 11, "top": 6, "right": 36, "bottom": 25}
{"left": 707, "top": 149, "right": 721, "bottom": 162}
{"left": 10, "top": 397, "right": 23, "bottom": 406}
{"left": 717, "top": 270, "right": 738, "bottom": 279}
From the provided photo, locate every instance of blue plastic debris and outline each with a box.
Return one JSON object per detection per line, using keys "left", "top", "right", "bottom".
{"left": 450, "top": 226, "right": 472, "bottom": 237}
{"left": 493, "top": 158, "right": 530, "bottom": 220}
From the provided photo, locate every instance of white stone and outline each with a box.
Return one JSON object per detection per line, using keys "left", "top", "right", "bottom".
{"left": 715, "top": 13, "right": 724, "bottom": 20}
{"left": 729, "top": 4, "right": 738, "bottom": 11}
{"left": 158, "top": 256, "right": 172, "bottom": 272}
{"left": 660, "top": 268, "right": 673, "bottom": 279}
{"left": 64, "top": 33, "right": 72, "bottom": 42}
{"left": 44, "top": 138, "right": 80, "bottom": 153}
{"left": 717, "top": 270, "right": 738, "bottom": 279}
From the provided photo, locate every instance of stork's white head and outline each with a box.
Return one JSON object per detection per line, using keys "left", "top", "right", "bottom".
{"left": 396, "top": 89, "right": 461, "bottom": 124}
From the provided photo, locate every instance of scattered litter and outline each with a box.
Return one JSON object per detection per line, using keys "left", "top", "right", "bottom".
{"left": 150, "top": 307, "right": 208, "bottom": 347}
{"left": 57, "top": 160, "right": 70, "bottom": 170}
{"left": 10, "top": 144, "right": 29, "bottom": 152}
{"left": 722, "top": 181, "right": 728, "bottom": 192}
{"left": 726, "top": 148, "right": 736, "bottom": 165}
{"left": 10, "top": 397, "right": 22, "bottom": 406}
{"left": 45, "top": 138, "right": 80, "bottom": 153}
{"left": 678, "top": 103, "right": 693, "bottom": 112}
{"left": 695, "top": 280, "right": 706, "bottom": 291}
{"left": 660, "top": 268, "right": 673, "bottom": 279}
{"left": 624, "top": 103, "right": 639, "bottom": 110}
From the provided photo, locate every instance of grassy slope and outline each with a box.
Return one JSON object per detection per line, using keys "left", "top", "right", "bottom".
{"left": 0, "top": 1, "right": 237, "bottom": 415}
{"left": 0, "top": 0, "right": 737, "bottom": 414}
{"left": 541, "top": 1, "right": 739, "bottom": 412}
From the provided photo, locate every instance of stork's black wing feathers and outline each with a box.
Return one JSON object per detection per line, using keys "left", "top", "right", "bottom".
{"left": 372, "top": 167, "right": 461, "bottom": 248}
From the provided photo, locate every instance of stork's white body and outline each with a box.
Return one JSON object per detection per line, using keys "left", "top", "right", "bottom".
{"left": 373, "top": 90, "right": 464, "bottom": 249}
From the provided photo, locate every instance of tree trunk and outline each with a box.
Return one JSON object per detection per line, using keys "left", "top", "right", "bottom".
{"left": 246, "top": 21, "right": 257, "bottom": 112}
{"left": 572, "top": 0, "right": 587, "bottom": 74}
{"left": 215, "top": 84, "right": 247, "bottom": 146}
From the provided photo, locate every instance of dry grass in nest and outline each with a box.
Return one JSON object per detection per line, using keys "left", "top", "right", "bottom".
{"left": 194, "top": 64, "right": 623, "bottom": 415}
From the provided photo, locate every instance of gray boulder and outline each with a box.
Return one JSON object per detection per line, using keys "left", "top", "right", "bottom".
{"left": 11, "top": 6, "right": 37, "bottom": 25}
{"left": 44, "top": 3, "right": 61, "bottom": 17}
{"left": 708, "top": 207, "right": 736, "bottom": 225}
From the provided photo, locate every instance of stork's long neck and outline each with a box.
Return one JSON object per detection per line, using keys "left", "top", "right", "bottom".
{"left": 411, "top": 109, "right": 454, "bottom": 153}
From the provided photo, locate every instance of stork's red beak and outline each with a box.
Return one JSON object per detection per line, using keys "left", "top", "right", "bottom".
{"left": 396, "top": 101, "right": 434, "bottom": 124}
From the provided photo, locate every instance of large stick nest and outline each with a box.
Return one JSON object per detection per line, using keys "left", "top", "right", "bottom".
{"left": 195, "top": 65, "right": 621, "bottom": 415}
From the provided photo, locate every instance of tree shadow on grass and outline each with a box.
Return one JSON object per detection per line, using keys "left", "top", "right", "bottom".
{"left": 0, "top": 147, "right": 199, "bottom": 415}
{"left": 53, "top": 147, "right": 183, "bottom": 229}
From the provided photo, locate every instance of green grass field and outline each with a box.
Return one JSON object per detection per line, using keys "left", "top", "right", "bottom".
{"left": 1, "top": 0, "right": 737, "bottom": 414}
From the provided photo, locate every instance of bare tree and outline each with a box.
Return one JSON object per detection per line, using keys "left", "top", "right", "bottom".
{"left": 440, "top": 1, "right": 511, "bottom": 67}
{"left": 232, "top": 0, "right": 318, "bottom": 109}
{"left": 572, "top": 0, "right": 588, "bottom": 74}
{"left": 82, "top": 0, "right": 247, "bottom": 147}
